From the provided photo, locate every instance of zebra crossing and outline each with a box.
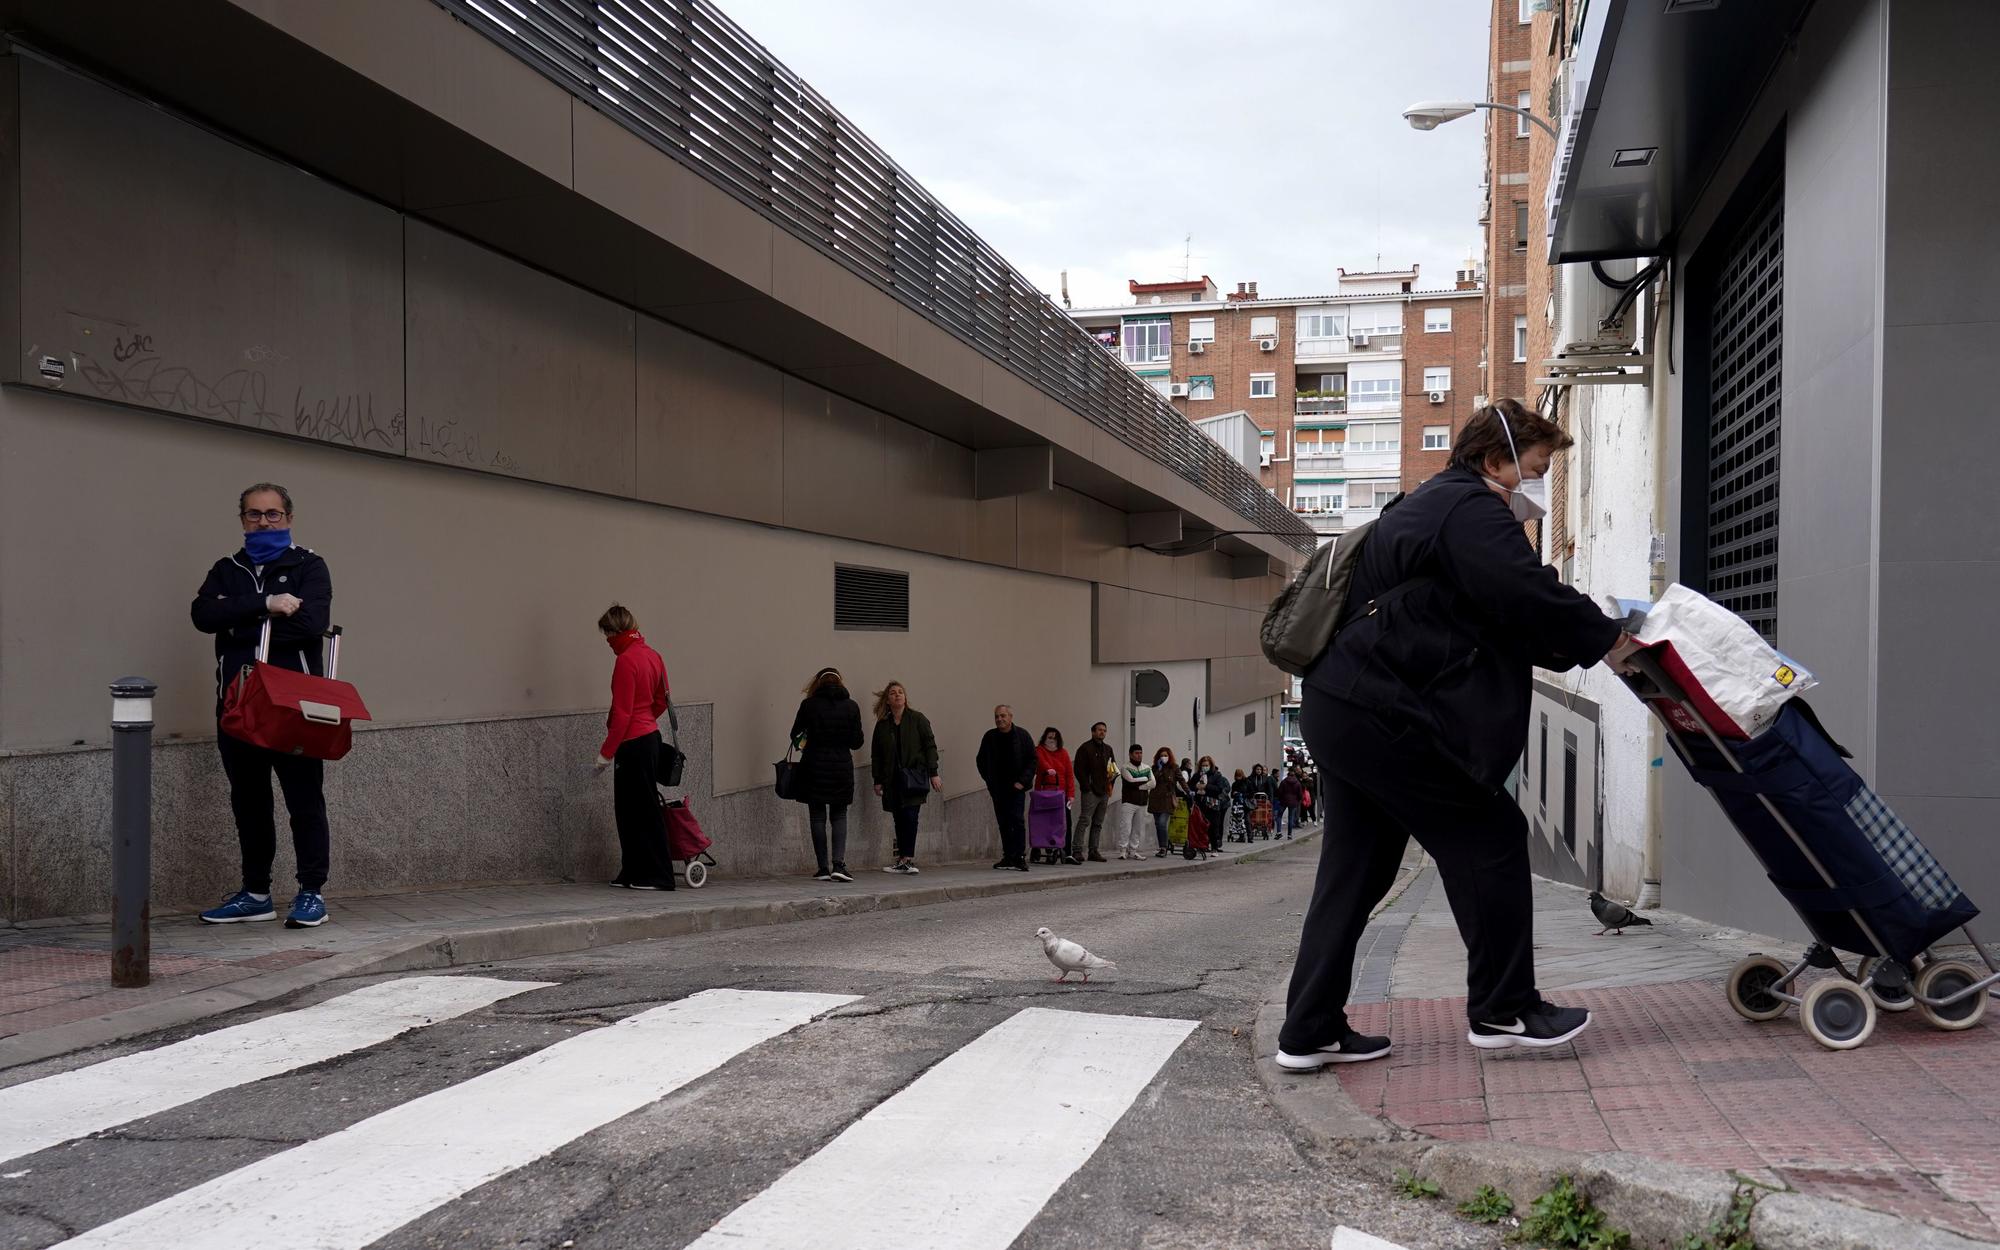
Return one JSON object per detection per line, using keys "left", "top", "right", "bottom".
{"left": 1, "top": 977, "right": 1201, "bottom": 1250}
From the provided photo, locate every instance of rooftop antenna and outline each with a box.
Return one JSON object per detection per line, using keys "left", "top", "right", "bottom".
{"left": 1060, "top": 270, "right": 1070, "bottom": 309}
{"left": 1181, "top": 233, "right": 1192, "bottom": 281}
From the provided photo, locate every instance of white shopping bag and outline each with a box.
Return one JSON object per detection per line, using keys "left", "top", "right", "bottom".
{"left": 1632, "top": 584, "right": 1817, "bottom": 737}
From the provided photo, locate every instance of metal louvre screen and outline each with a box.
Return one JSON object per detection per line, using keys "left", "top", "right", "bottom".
{"left": 834, "top": 564, "right": 909, "bottom": 632}
{"left": 431, "top": 0, "right": 1312, "bottom": 554}
{"left": 1703, "top": 176, "right": 1784, "bottom": 643}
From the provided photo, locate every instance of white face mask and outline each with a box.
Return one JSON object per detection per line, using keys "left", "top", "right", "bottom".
{"left": 1484, "top": 412, "right": 1549, "bottom": 522}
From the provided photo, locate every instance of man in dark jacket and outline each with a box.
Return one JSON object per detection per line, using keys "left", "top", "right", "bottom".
{"left": 976, "top": 705, "right": 1036, "bottom": 871}
{"left": 190, "top": 483, "right": 335, "bottom": 929}
{"left": 1277, "top": 400, "right": 1638, "bottom": 1072}
{"left": 1071, "top": 721, "right": 1117, "bottom": 863}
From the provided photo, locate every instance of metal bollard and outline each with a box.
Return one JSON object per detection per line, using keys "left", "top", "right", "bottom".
{"left": 109, "top": 677, "right": 157, "bottom": 988}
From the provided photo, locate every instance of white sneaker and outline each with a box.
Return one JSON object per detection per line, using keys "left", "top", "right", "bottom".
{"left": 1275, "top": 1031, "right": 1392, "bottom": 1071}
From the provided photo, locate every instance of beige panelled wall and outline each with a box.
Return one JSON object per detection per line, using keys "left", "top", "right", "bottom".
{"left": 0, "top": 54, "right": 1291, "bottom": 793}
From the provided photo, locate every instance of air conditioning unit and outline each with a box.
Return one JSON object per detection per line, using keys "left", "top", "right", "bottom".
{"left": 1258, "top": 451, "right": 1272, "bottom": 467}
{"left": 1556, "top": 258, "right": 1641, "bottom": 355}
{"left": 1188, "top": 340, "right": 1207, "bottom": 354}
{"left": 1168, "top": 383, "right": 1191, "bottom": 398}
{"left": 1350, "top": 333, "right": 1370, "bottom": 347}
{"left": 1257, "top": 336, "right": 1277, "bottom": 352}
{"left": 1428, "top": 390, "right": 1446, "bottom": 404}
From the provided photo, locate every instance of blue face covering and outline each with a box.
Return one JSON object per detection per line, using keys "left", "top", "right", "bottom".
{"left": 243, "top": 528, "right": 292, "bottom": 564}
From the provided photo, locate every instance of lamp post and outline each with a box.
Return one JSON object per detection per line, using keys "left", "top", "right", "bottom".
{"left": 1402, "top": 99, "right": 1557, "bottom": 140}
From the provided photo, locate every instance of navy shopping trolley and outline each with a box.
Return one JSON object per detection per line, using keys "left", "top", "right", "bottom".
{"left": 1625, "top": 648, "right": 1998, "bottom": 1050}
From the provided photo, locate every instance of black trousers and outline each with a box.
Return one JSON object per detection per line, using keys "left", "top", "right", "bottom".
{"left": 1278, "top": 693, "right": 1539, "bottom": 1053}
{"left": 613, "top": 733, "right": 674, "bottom": 886}
{"left": 218, "top": 728, "right": 329, "bottom": 895}
{"left": 891, "top": 804, "right": 921, "bottom": 859}
{"left": 989, "top": 787, "right": 1027, "bottom": 861}
{"left": 808, "top": 802, "right": 849, "bottom": 872}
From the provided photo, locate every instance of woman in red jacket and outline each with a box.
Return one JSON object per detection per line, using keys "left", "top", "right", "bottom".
{"left": 1029, "top": 727, "right": 1077, "bottom": 865}
{"left": 593, "top": 604, "right": 673, "bottom": 890}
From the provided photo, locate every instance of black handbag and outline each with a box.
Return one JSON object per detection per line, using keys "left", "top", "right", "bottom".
{"left": 654, "top": 699, "right": 687, "bottom": 788}
{"left": 773, "top": 743, "right": 799, "bottom": 800}
{"left": 896, "top": 766, "right": 930, "bottom": 793}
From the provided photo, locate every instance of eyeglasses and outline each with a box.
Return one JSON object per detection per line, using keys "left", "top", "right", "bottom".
{"left": 240, "top": 510, "right": 291, "bottom": 523}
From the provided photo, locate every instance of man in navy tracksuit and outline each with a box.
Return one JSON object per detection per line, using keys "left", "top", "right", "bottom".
{"left": 190, "top": 482, "right": 335, "bottom": 928}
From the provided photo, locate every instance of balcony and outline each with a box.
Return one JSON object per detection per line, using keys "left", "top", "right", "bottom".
{"left": 1299, "top": 513, "right": 1346, "bottom": 536}
{"left": 1294, "top": 451, "right": 1345, "bottom": 474}
{"left": 1295, "top": 394, "right": 1347, "bottom": 417}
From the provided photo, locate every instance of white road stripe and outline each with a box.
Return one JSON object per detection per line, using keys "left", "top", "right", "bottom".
{"left": 687, "top": 1006, "right": 1197, "bottom": 1250}
{"left": 0, "top": 975, "right": 547, "bottom": 1166}
{"left": 49, "top": 988, "right": 854, "bottom": 1250}
{"left": 1332, "top": 1228, "right": 1409, "bottom": 1250}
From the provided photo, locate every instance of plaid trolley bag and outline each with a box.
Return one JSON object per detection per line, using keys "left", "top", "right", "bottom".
{"left": 1627, "top": 648, "right": 1996, "bottom": 1049}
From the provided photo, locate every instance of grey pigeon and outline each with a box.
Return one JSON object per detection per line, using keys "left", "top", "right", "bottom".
{"left": 1035, "top": 926, "right": 1115, "bottom": 983}
{"left": 1589, "top": 891, "right": 1653, "bottom": 936}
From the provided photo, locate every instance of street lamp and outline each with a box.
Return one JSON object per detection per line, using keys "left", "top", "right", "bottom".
{"left": 1403, "top": 99, "right": 1557, "bottom": 139}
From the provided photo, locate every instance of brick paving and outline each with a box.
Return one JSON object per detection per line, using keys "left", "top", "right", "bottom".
{"left": 1333, "top": 868, "right": 2000, "bottom": 1241}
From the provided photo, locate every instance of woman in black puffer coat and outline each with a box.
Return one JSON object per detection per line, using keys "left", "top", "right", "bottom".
{"left": 789, "top": 666, "right": 865, "bottom": 882}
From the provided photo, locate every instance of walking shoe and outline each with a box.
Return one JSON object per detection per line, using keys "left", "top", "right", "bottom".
{"left": 628, "top": 879, "right": 672, "bottom": 891}
{"left": 1088, "top": 852, "right": 1107, "bottom": 862}
{"left": 993, "top": 860, "right": 1012, "bottom": 870}
{"left": 815, "top": 870, "right": 835, "bottom": 882}
{"left": 884, "top": 862, "right": 906, "bottom": 874}
{"left": 284, "top": 892, "right": 327, "bottom": 929}
{"left": 1154, "top": 849, "right": 1167, "bottom": 858}
{"left": 903, "top": 862, "right": 919, "bottom": 874}
{"left": 200, "top": 890, "right": 276, "bottom": 925}
{"left": 1468, "top": 1002, "right": 1592, "bottom": 1050}
{"left": 1275, "top": 1030, "right": 1392, "bottom": 1071}
{"left": 1007, "top": 858, "right": 1030, "bottom": 872}
{"left": 1063, "top": 855, "right": 1082, "bottom": 865}
{"left": 608, "top": 878, "right": 631, "bottom": 889}
{"left": 829, "top": 866, "right": 854, "bottom": 882}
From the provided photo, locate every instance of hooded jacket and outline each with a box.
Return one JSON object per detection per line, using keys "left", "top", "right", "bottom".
{"left": 190, "top": 544, "right": 333, "bottom": 714}
{"left": 1304, "top": 465, "right": 1622, "bottom": 788}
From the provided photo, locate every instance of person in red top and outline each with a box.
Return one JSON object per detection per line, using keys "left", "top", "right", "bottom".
{"left": 1030, "top": 727, "right": 1077, "bottom": 865}
{"left": 593, "top": 604, "right": 673, "bottom": 890}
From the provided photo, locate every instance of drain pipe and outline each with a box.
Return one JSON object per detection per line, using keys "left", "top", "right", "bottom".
{"left": 1636, "top": 265, "right": 1674, "bottom": 912}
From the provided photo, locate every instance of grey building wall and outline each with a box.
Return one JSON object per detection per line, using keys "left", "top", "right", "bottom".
{"left": 1660, "top": 0, "right": 2000, "bottom": 938}
{"left": 1873, "top": 2, "right": 2000, "bottom": 921}
{"left": 1661, "top": 0, "right": 1890, "bottom": 939}
{"left": 0, "top": 55, "right": 1289, "bottom": 921}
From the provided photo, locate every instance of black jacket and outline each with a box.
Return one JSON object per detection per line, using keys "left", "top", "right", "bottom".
{"left": 1200, "top": 767, "right": 1230, "bottom": 810}
{"left": 870, "top": 708, "right": 939, "bottom": 812}
{"left": 1304, "top": 465, "right": 1621, "bottom": 788}
{"left": 190, "top": 545, "right": 333, "bottom": 712}
{"left": 975, "top": 725, "right": 1037, "bottom": 794}
{"left": 789, "top": 686, "right": 865, "bottom": 806}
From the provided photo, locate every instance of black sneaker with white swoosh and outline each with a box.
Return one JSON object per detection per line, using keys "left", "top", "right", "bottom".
{"left": 1468, "top": 1002, "right": 1591, "bottom": 1050}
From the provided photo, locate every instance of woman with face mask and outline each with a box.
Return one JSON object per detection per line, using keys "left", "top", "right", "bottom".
{"left": 1276, "top": 398, "right": 1641, "bottom": 1073}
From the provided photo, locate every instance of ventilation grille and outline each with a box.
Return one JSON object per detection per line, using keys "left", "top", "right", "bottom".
{"left": 835, "top": 565, "right": 909, "bottom": 632}
{"left": 1704, "top": 176, "right": 1785, "bottom": 643}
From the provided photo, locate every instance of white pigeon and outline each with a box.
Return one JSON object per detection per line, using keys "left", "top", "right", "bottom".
{"left": 1036, "top": 926, "right": 1116, "bottom": 984}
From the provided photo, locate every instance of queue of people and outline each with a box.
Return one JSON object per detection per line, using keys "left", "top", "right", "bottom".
{"left": 187, "top": 485, "right": 1311, "bottom": 928}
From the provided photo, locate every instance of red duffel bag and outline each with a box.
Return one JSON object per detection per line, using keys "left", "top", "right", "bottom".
{"left": 221, "top": 622, "right": 371, "bottom": 760}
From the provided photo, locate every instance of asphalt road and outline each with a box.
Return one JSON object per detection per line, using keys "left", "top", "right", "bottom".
{"left": 0, "top": 841, "right": 1512, "bottom": 1250}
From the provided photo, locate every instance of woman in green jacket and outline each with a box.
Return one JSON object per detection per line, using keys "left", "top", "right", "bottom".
{"left": 870, "top": 679, "right": 941, "bottom": 874}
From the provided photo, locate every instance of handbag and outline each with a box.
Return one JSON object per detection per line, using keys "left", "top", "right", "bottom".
{"left": 896, "top": 766, "right": 930, "bottom": 792}
{"left": 221, "top": 621, "right": 371, "bottom": 761}
{"left": 773, "top": 743, "right": 799, "bottom": 800}
{"left": 654, "top": 695, "right": 687, "bottom": 788}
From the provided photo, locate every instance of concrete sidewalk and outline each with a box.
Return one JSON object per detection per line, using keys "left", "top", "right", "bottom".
{"left": 1260, "top": 864, "right": 2000, "bottom": 1248}
{"left": 0, "top": 829, "right": 1310, "bottom": 1071}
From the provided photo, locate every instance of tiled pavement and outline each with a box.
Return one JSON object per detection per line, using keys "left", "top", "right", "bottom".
{"left": 0, "top": 836, "right": 1282, "bottom": 1047}
{"left": 1335, "top": 869, "right": 2000, "bottom": 1241}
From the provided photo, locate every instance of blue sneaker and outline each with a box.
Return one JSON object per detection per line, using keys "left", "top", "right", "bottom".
{"left": 199, "top": 890, "right": 276, "bottom": 925}
{"left": 285, "top": 891, "right": 328, "bottom": 929}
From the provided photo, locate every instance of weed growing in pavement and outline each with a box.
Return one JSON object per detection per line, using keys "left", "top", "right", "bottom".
{"left": 1677, "top": 1183, "right": 1760, "bottom": 1250}
{"left": 1510, "top": 1175, "right": 1631, "bottom": 1250}
{"left": 1394, "top": 1170, "right": 1442, "bottom": 1199}
{"left": 1458, "top": 1184, "right": 1515, "bottom": 1223}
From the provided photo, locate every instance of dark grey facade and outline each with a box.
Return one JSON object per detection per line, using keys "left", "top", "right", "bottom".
{"left": 1553, "top": 0, "right": 2000, "bottom": 936}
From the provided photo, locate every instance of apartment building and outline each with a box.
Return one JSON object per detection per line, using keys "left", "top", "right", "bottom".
{"left": 1070, "top": 267, "right": 1485, "bottom": 540}
{"left": 1483, "top": 0, "right": 1536, "bottom": 405}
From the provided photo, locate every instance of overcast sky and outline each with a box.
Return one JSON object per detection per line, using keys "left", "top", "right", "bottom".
{"left": 718, "top": 0, "right": 1492, "bottom": 310}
